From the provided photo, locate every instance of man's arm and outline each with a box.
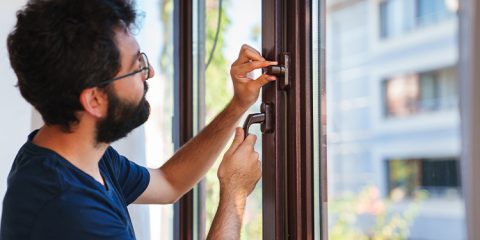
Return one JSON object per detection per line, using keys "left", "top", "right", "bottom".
{"left": 206, "top": 189, "right": 247, "bottom": 240}
{"left": 134, "top": 45, "right": 276, "bottom": 204}
{"left": 207, "top": 128, "right": 261, "bottom": 240}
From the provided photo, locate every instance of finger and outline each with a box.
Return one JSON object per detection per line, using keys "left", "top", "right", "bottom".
{"left": 254, "top": 74, "right": 277, "bottom": 88}
{"left": 251, "top": 152, "right": 260, "bottom": 161}
{"left": 226, "top": 128, "right": 244, "bottom": 155}
{"left": 240, "top": 134, "right": 257, "bottom": 148}
{"left": 242, "top": 44, "right": 260, "bottom": 54}
{"left": 233, "top": 47, "right": 266, "bottom": 64}
{"left": 255, "top": 161, "right": 262, "bottom": 179}
{"left": 255, "top": 160, "right": 262, "bottom": 176}
{"left": 233, "top": 61, "right": 277, "bottom": 76}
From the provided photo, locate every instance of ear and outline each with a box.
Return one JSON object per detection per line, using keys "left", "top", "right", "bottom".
{"left": 79, "top": 87, "right": 108, "bottom": 118}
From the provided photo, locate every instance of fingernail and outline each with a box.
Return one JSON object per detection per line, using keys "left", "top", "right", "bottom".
{"left": 269, "top": 76, "right": 277, "bottom": 80}
{"left": 270, "top": 61, "right": 278, "bottom": 65}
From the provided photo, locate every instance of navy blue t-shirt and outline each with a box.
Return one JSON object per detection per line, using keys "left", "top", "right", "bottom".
{"left": 0, "top": 131, "right": 150, "bottom": 239}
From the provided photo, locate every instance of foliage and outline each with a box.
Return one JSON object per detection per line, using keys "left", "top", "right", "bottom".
{"left": 159, "top": 0, "right": 262, "bottom": 238}
{"left": 329, "top": 186, "right": 427, "bottom": 240}
{"left": 204, "top": 0, "right": 232, "bottom": 121}
{"left": 203, "top": 0, "right": 232, "bottom": 235}
{"left": 203, "top": 1, "right": 264, "bottom": 240}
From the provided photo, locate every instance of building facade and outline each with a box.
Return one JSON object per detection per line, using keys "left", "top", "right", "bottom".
{"left": 326, "top": 0, "right": 464, "bottom": 239}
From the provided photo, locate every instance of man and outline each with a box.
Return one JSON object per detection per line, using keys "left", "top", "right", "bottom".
{"left": 0, "top": 0, "right": 277, "bottom": 239}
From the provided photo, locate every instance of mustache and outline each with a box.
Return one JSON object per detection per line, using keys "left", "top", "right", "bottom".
{"left": 143, "top": 81, "right": 149, "bottom": 96}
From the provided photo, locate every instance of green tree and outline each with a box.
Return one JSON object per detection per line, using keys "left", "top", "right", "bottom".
{"left": 204, "top": 0, "right": 232, "bottom": 235}
{"left": 330, "top": 186, "right": 426, "bottom": 240}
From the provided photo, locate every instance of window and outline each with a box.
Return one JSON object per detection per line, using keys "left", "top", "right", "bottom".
{"left": 201, "top": 0, "right": 264, "bottom": 238}
{"left": 173, "top": 0, "right": 480, "bottom": 239}
{"left": 327, "top": 0, "right": 465, "bottom": 239}
{"left": 383, "top": 67, "right": 457, "bottom": 118}
{"left": 139, "top": 0, "right": 175, "bottom": 238}
{"left": 174, "top": 0, "right": 263, "bottom": 238}
{"left": 416, "top": 0, "right": 452, "bottom": 27}
{"left": 379, "top": 0, "right": 457, "bottom": 39}
{"left": 387, "top": 158, "right": 461, "bottom": 199}
{"left": 379, "top": 0, "right": 403, "bottom": 38}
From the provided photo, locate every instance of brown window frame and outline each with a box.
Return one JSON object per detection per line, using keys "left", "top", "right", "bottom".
{"left": 459, "top": 0, "right": 480, "bottom": 239}
{"left": 172, "top": 0, "right": 194, "bottom": 239}
{"left": 173, "top": 0, "right": 326, "bottom": 239}
{"left": 261, "top": 0, "right": 321, "bottom": 238}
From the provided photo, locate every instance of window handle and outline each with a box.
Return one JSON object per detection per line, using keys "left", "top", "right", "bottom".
{"left": 243, "top": 103, "right": 274, "bottom": 138}
{"left": 264, "top": 52, "right": 289, "bottom": 90}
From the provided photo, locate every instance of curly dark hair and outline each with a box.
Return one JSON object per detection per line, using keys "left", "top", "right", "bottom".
{"left": 7, "top": 0, "right": 138, "bottom": 131}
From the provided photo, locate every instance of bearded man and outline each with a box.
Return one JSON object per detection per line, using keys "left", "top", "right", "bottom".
{"left": 0, "top": 0, "right": 277, "bottom": 239}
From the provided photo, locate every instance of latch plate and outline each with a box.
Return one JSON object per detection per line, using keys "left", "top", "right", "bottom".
{"left": 264, "top": 52, "right": 289, "bottom": 90}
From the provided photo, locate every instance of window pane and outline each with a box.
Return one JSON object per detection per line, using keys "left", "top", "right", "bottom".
{"left": 379, "top": 0, "right": 403, "bottom": 38}
{"left": 324, "top": 0, "right": 465, "bottom": 239}
{"left": 416, "top": 0, "right": 453, "bottom": 27}
{"left": 142, "top": 0, "right": 175, "bottom": 239}
{"left": 201, "top": 0, "right": 263, "bottom": 239}
{"left": 312, "top": 0, "right": 324, "bottom": 239}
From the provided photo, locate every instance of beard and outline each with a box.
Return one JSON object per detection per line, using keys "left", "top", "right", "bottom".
{"left": 95, "top": 82, "right": 150, "bottom": 144}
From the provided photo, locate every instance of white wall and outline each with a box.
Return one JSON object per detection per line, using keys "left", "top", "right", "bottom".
{"left": 0, "top": 0, "right": 31, "bottom": 217}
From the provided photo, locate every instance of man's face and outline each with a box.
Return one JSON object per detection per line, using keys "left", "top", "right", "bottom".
{"left": 95, "top": 83, "right": 150, "bottom": 144}
{"left": 94, "top": 27, "right": 154, "bottom": 144}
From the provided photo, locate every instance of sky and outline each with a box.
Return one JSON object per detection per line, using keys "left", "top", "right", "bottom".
{"left": 223, "top": 0, "right": 262, "bottom": 64}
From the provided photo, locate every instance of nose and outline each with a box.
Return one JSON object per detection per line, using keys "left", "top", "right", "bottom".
{"left": 148, "top": 66, "right": 155, "bottom": 79}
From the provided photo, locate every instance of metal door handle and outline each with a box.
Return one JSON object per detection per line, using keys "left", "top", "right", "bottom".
{"left": 264, "top": 52, "right": 289, "bottom": 90}
{"left": 243, "top": 103, "right": 274, "bottom": 138}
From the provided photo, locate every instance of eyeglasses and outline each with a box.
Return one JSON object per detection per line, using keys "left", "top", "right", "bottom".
{"left": 97, "top": 52, "right": 150, "bottom": 86}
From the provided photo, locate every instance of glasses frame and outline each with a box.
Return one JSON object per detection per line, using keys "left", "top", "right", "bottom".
{"left": 96, "top": 52, "right": 150, "bottom": 86}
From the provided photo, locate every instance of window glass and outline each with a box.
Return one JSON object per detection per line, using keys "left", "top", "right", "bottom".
{"left": 383, "top": 67, "right": 458, "bottom": 118}
{"left": 201, "top": 0, "right": 263, "bottom": 239}
{"left": 324, "top": 0, "right": 465, "bottom": 239}
{"left": 380, "top": 0, "right": 456, "bottom": 39}
{"left": 312, "top": 0, "right": 324, "bottom": 239}
{"left": 379, "top": 0, "right": 403, "bottom": 38}
{"left": 416, "top": 0, "right": 452, "bottom": 26}
{"left": 141, "top": 0, "right": 175, "bottom": 239}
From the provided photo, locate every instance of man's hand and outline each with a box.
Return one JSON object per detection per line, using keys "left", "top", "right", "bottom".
{"left": 230, "top": 44, "right": 278, "bottom": 110}
{"left": 218, "top": 127, "right": 261, "bottom": 199}
{"left": 206, "top": 128, "right": 261, "bottom": 240}
{"left": 133, "top": 44, "right": 269, "bottom": 208}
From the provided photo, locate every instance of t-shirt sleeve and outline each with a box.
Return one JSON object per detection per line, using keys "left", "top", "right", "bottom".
{"left": 31, "top": 191, "right": 133, "bottom": 240}
{"left": 106, "top": 147, "right": 150, "bottom": 205}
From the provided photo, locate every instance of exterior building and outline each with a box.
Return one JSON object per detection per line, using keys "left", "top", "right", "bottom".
{"left": 326, "top": 0, "right": 464, "bottom": 239}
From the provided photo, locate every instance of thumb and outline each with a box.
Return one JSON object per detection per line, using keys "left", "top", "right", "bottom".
{"left": 254, "top": 74, "right": 277, "bottom": 88}
{"left": 226, "top": 128, "right": 244, "bottom": 155}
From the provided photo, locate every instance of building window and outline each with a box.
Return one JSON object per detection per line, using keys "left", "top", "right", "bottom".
{"left": 379, "top": 0, "right": 402, "bottom": 38}
{"left": 380, "top": 0, "right": 456, "bottom": 39}
{"left": 416, "top": 0, "right": 452, "bottom": 27}
{"left": 383, "top": 67, "right": 457, "bottom": 118}
{"left": 387, "top": 158, "right": 460, "bottom": 199}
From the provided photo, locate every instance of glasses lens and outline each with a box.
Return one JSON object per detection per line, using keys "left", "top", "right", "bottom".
{"left": 141, "top": 53, "right": 149, "bottom": 79}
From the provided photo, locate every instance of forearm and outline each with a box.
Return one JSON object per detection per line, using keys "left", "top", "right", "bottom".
{"left": 207, "top": 188, "right": 247, "bottom": 240}
{"left": 159, "top": 99, "right": 247, "bottom": 196}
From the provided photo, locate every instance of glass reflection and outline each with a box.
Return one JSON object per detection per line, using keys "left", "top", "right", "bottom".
{"left": 202, "top": 0, "right": 263, "bottom": 239}
{"left": 324, "top": 0, "right": 465, "bottom": 239}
